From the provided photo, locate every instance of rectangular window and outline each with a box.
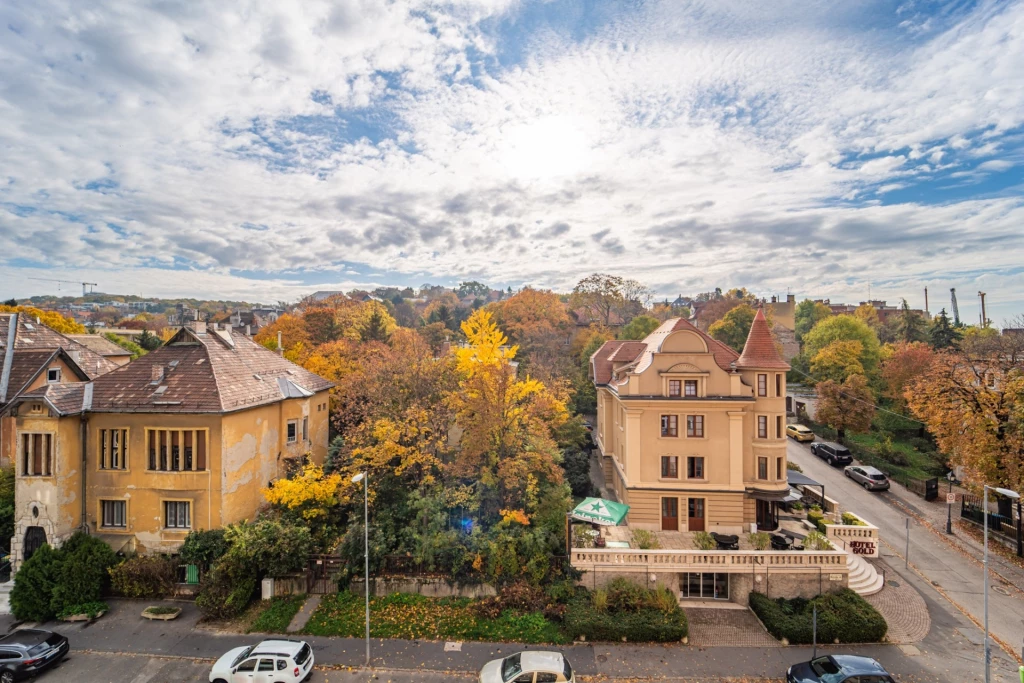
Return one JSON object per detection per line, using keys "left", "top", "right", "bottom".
{"left": 47, "top": 367, "right": 61, "bottom": 383}
{"left": 660, "top": 415, "right": 678, "bottom": 437}
{"left": 99, "top": 429, "right": 129, "bottom": 470}
{"left": 757, "top": 374, "right": 767, "bottom": 397}
{"left": 21, "top": 433, "right": 53, "bottom": 476}
{"left": 687, "top": 456, "right": 705, "bottom": 479}
{"left": 758, "top": 415, "right": 768, "bottom": 439}
{"left": 776, "top": 458, "right": 783, "bottom": 480}
{"left": 776, "top": 416, "right": 783, "bottom": 439}
{"left": 287, "top": 420, "right": 297, "bottom": 443}
{"left": 164, "top": 501, "right": 191, "bottom": 529}
{"left": 101, "top": 500, "right": 126, "bottom": 528}
{"left": 302, "top": 416, "right": 308, "bottom": 441}
{"left": 146, "top": 429, "right": 208, "bottom": 471}
{"left": 661, "top": 456, "right": 679, "bottom": 478}
{"left": 668, "top": 380, "right": 681, "bottom": 397}
{"left": 684, "top": 380, "right": 698, "bottom": 397}
{"left": 775, "top": 373, "right": 782, "bottom": 397}
{"left": 686, "top": 415, "right": 704, "bottom": 437}
{"left": 758, "top": 457, "right": 768, "bottom": 480}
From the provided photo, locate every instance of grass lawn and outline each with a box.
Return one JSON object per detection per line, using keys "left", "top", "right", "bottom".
{"left": 248, "top": 595, "right": 306, "bottom": 634}
{"left": 302, "top": 592, "right": 567, "bottom": 644}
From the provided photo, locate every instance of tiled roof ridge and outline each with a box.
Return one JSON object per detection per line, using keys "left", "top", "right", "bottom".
{"left": 735, "top": 307, "right": 790, "bottom": 370}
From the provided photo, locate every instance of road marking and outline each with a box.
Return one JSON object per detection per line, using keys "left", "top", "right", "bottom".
{"left": 128, "top": 657, "right": 167, "bottom": 683}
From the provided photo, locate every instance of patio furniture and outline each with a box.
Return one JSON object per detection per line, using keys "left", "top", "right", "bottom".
{"left": 594, "top": 535, "right": 606, "bottom": 548}
{"left": 770, "top": 534, "right": 792, "bottom": 550}
{"left": 711, "top": 532, "right": 739, "bottom": 550}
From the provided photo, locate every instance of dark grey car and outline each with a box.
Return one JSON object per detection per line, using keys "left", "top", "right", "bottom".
{"left": 810, "top": 441, "right": 853, "bottom": 466}
{"left": 845, "top": 465, "right": 890, "bottom": 491}
{"left": 0, "top": 629, "right": 70, "bottom": 682}
{"left": 787, "top": 654, "right": 895, "bottom": 683}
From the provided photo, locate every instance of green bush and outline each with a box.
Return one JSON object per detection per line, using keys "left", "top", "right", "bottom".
{"left": 0, "top": 466, "right": 14, "bottom": 554}
{"left": 109, "top": 555, "right": 178, "bottom": 598}
{"left": 692, "top": 531, "right": 716, "bottom": 550}
{"left": 57, "top": 601, "right": 109, "bottom": 620}
{"left": 11, "top": 544, "right": 62, "bottom": 621}
{"left": 807, "top": 509, "right": 827, "bottom": 533}
{"left": 749, "top": 589, "right": 886, "bottom": 644}
{"left": 631, "top": 529, "right": 660, "bottom": 550}
{"left": 748, "top": 532, "right": 771, "bottom": 550}
{"left": 179, "top": 529, "right": 228, "bottom": 569}
{"left": 196, "top": 556, "right": 257, "bottom": 620}
{"left": 563, "top": 593, "right": 687, "bottom": 642}
{"left": 803, "top": 531, "right": 832, "bottom": 551}
{"left": 49, "top": 533, "right": 117, "bottom": 618}
{"left": 606, "top": 577, "right": 649, "bottom": 611}
{"left": 840, "top": 512, "right": 866, "bottom": 527}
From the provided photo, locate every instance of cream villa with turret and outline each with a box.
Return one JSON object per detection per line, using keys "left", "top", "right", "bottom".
{"left": 576, "top": 310, "right": 868, "bottom": 604}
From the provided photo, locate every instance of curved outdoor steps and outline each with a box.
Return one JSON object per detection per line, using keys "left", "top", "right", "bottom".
{"left": 846, "top": 552, "right": 884, "bottom": 596}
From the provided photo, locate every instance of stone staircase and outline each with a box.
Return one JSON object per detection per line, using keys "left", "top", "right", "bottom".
{"left": 845, "top": 552, "right": 884, "bottom": 596}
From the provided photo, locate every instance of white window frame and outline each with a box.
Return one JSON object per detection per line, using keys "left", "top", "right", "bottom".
{"left": 46, "top": 367, "right": 61, "bottom": 383}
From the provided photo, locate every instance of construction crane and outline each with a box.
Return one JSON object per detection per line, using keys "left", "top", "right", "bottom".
{"left": 950, "top": 288, "right": 960, "bottom": 326}
{"left": 28, "top": 278, "right": 98, "bottom": 296}
{"left": 978, "top": 291, "right": 987, "bottom": 328}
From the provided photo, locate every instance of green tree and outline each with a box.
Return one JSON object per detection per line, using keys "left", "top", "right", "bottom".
{"left": 929, "top": 309, "right": 961, "bottom": 349}
{"left": 618, "top": 315, "right": 661, "bottom": 341}
{"left": 795, "top": 300, "right": 832, "bottom": 342}
{"left": 104, "top": 332, "right": 146, "bottom": 359}
{"left": 455, "top": 281, "right": 490, "bottom": 297}
{"left": 0, "top": 466, "right": 13, "bottom": 553}
{"left": 137, "top": 329, "right": 163, "bottom": 351}
{"left": 50, "top": 533, "right": 117, "bottom": 616}
{"left": 803, "top": 315, "right": 882, "bottom": 376}
{"left": 359, "top": 307, "right": 392, "bottom": 343}
{"left": 810, "top": 340, "right": 865, "bottom": 384}
{"left": 10, "top": 544, "right": 62, "bottom": 622}
{"left": 894, "top": 299, "right": 927, "bottom": 343}
{"left": 708, "top": 304, "right": 757, "bottom": 352}
{"left": 815, "top": 374, "right": 876, "bottom": 443}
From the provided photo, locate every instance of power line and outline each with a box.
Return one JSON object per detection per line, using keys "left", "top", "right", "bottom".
{"left": 789, "top": 366, "right": 927, "bottom": 425}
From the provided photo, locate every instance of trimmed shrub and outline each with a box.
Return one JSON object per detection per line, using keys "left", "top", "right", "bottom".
{"left": 179, "top": 529, "right": 228, "bottom": 569}
{"left": 109, "top": 555, "right": 178, "bottom": 598}
{"left": 11, "top": 544, "right": 61, "bottom": 622}
{"left": 749, "top": 589, "right": 886, "bottom": 644}
{"left": 49, "top": 533, "right": 117, "bottom": 618}
{"left": 563, "top": 594, "right": 687, "bottom": 642}
{"left": 803, "top": 531, "right": 832, "bottom": 551}
{"left": 840, "top": 512, "right": 866, "bottom": 527}
{"left": 692, "top": 531, "right": 716, "bottom": 550}
{"left": 748, "top": 532, "right": 771, "bottom": 550}
{"left": 631, "top": 529, "right": 660, "bottom": 549}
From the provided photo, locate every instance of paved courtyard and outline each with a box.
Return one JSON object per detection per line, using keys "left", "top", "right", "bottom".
{"left": 862, "top": 561, "right": 931, "bottom": 644}
{"left": 682, "top": 606, "right": 779, "bottom": 647}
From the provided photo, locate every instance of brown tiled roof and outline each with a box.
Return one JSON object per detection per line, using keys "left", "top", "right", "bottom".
{"left": 735, "top": 308, "right": 790, "bottom": 370}
{"left": 88, "top": 326, "right": 334, "bottom": 413}
{"left": 667, "top": 318, "right": 740, "bottom": 372}
{"left": 4, "top": 350, "right": 62, "bottom": 399}
{"left": 0, "top": 313, "right": 119, "bottom": 380}
{"left": 16, "top": 383, "right": 90, "bottom": 415}
{"left": 590, "top": 340, "right": 629, "bottom": 385}
{"left": 607, "top": 341, "right": 646, "bottom": 362}
{"left": 66, "top": 334, "right": 133, "bottom": 358}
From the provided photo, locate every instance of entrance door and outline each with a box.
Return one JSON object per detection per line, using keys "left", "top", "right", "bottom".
{"left": 688, "top": 498, "right": 705, "bottom": 531}
{"left": 756, "top": 500, "right": 778, "bottom": 531}
{"left": 23, "top": 526, "right": 47, "bottom": 562}
{"left": 661, "top": 497, "right": 678, "bottom": 531}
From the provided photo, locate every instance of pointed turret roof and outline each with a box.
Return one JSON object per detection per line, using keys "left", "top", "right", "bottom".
{"left": 734, "top": 308, "right": 789, "bottom": 370}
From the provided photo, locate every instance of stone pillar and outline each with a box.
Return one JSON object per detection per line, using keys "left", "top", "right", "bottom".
{"left": 728, "top": 411, "right": 745, "bottom": 489}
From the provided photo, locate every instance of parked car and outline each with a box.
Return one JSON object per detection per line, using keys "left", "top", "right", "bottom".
{"left": 209, "top": 639, "right": 314, "bottom": 683}
{"left": 0, "top": 629, "right": 70, "bottom": 683}
{"left": 785, "top": 424, "right": 815, "bottom": 442}
{"left": 479, "top": 651, "right": 575, "bottom": 683}
{"left": 845, "top": 465, "right": 891, "bottom": 491}
{"left": 810, "top": 442, "right": 853, "bottom": 466}
{"left": 787, "top": 654, "right": 896, "bottom": 682}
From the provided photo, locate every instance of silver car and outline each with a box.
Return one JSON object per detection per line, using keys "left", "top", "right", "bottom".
{"left": 844, "top": 465, "right": 890, "bottom": 491}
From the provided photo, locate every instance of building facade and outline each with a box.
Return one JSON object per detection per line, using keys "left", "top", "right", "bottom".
{"left": 590, "top": 311, "right": 790, "bottom": 535}
{"left": 3, "top": 321, "right": 333, "bottom": 570}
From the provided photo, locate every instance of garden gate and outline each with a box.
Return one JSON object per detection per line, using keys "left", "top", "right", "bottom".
{"left": 306, "top": 555, "right": 345, "bottom": 594}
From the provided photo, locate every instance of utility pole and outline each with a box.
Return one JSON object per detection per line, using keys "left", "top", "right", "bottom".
{"left": 924, "top": 287, "right": 929, "bottom": 316}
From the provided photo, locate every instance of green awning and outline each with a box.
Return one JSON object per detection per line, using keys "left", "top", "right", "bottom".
{"left": 571, "top": 497, "right": 629, "bottom": 526}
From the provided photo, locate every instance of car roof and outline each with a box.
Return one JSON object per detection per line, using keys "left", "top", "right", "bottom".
{"left": 519, "top": 651, "right": 565, "bottom": 671}
{"left": 252, "top": 639, "right": 305, "bottom": 657}
{"left": 832, "top": 654, "right": 888, "bottom": 674}
{"left": 0, "top": 629, "right": 51, "bottom": 648}
{"left": 859, "top": 466, "right": 885, "bottom": 475}
{"left": 821, "top": 441, "right": 848, "bottom": 449}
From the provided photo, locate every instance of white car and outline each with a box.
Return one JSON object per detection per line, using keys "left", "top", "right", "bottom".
{"left": 209, "top": 639, "right": 314, "bottom": 683}
{"left": 479, "top": 651, "right": 575, "bottom": 683}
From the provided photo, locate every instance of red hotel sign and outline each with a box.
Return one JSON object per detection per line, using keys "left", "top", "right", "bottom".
{"left": 849, "top": 540, "right": 877, "bottom": 556}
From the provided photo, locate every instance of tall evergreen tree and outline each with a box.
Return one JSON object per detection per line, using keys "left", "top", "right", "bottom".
{"left": 894, "top": 298, "right": 927, "bottom": 343}
{"left": 928, "top": 308, "right": 961, "bottom": 349}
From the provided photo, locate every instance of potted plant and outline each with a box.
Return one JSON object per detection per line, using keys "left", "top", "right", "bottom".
{"left": 142, "top": 605, "right": 183, "bottom": 621}
{"left": 59, "top": 602, "right": 109, "bottom": 622}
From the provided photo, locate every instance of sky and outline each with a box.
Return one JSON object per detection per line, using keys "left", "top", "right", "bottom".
{"left": 1, "top": 0, "right": 1022, "bottom": 324}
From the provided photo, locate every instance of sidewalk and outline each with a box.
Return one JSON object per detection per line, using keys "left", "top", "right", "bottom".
{"left": 1, "top": 598, "right": 1017, "bottom": 682}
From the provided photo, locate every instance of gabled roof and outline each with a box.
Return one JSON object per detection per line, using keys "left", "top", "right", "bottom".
{"left": 88, "top": 325, "right": 334, "bottom": 413}
{"left": 66, "top": 334, "right": 133, "bottom": 358}
{"left": 13, "top": 383, "right": 92, "bottom": 416}
{"left": 735, "top": 308, "right": 790, "bottom": 370}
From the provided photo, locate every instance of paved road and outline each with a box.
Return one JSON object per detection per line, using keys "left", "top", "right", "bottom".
{"left": 788, "top": 438, "right": 1024, "bottom": 680}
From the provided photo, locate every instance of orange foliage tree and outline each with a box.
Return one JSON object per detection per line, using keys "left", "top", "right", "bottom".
{"left": 815, "top": 374, "right": 876, "bottom": 443}
{"left": 880, "top": 342, "right": 936, "bottom": 410}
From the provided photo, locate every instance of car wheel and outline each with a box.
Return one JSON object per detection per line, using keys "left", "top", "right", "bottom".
{"left": 212, "top": 679, "right": 228, "bottom": 683}
{"left": 844, "top": 469, "right": 850, "bottom": 478}
{"left": 828, "top": 456, "right": 835, "bottom": 465}
{"left": 864, "top": 482, "right": 872, "bottom": 490}
{"left": 2, "top": 671, "right": 14, "bottom": 683}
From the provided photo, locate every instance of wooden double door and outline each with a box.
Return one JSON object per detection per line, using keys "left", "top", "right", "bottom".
{"left": 661, "top": 497, "right": 705, "bottom": 531}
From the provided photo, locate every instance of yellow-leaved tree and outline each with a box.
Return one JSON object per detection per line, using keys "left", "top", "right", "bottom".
{"left": 262, "top": 463, "right": 342, "bottom": 521}
{"left": 0, "top": 305, "right": 86, "bottom": 334}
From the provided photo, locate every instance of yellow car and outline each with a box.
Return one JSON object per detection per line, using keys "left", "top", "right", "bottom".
{"left": 785, "top": 424, "right": 815, "bottom": 442}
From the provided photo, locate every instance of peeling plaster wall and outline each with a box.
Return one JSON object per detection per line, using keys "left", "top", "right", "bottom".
{"left": 11, "top": 413, "right": 81, "bottom": 571}
{"left": 87, "top": 413, "right": 221, "bottom": 554}
{"left": 220, "top": 403, "right": 282, "bottom": 526}
{"left": 308, "top": 390, "right": 330, "bottom": 466}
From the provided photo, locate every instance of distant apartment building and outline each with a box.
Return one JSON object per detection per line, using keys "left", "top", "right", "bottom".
{"left": 816, "top": 299, "right": 928, "bottom": 325}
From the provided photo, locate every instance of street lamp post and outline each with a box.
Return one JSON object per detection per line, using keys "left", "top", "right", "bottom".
{"left": 352, "top": 472, "right": 370, "bottom": 668}
{"left": 946, "top": 471, "right": 955, "bottom": 535}
{"left": 984, "top": 485, "right": 1020, "bottom": 683}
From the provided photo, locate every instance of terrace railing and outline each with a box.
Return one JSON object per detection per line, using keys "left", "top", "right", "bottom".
{"left": 570, "top": 547, "right": 848, "bottom": 572}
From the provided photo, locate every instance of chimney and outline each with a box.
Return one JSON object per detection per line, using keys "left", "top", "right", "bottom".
{"left": 150, "top": 365, "right": 165, "bottom": 383}
{"left": 244, "top": 324, "right": 251, "bottom": 336}
{"left": 787, "top": 294, "right": 795, "bottom": 304}
{"left": 192, "top": 321, "right": 207, "bottom": 334}
{"left": 277, "top": 331, "right": 283, "bottom": 355}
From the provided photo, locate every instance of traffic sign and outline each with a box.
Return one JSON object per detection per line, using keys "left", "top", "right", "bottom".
{"left": 947, "top": 493, "right": 957, "bottom": 504}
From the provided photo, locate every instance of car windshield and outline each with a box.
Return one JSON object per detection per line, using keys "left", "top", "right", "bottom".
{"left": 232, "top": 646, "right": 255, "bottom": 667}
{"left": 809, "top": 656, "right": 845, "bottom": 683}
{"left": 27, "top": 643, "right": 50, "bottom": 655}
{"left": 294, "top": 644, "right": 311, "bottom": 665}
{"left": 502, "top": 653, "right": 523, "bottom": 681}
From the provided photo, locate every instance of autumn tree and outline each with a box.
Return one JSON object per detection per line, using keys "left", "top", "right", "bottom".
{"left": 0, "top": 305, "right": 86, "bottom": 334}
{"left": 803, "top": 315, "right": 882, "bottom": 377}
{"left": 254, "top": 313, "right": 310, "bottom": 355}
{"left": 794, "top": 300, "right": 832, "bottom": 342}
{"left": 815, "top": 374, "right": 876, "bottom": 443}
{"left": 810, "top": 340, "right": 865, "bottom": 384}
{"left": 708, "top": 304, "right": 757, "bottom": 352}
{"left": 695, "top": 289, "right": 756, "bottom": 330}
{"left": 488, "top": 288, "right": 573, "bottom": 383}
{"left": 618, "top": 315, "right": 661, "bottom": 341}
{"left": 570, "top": 273, "right": 649, "bottom": 326}
{"left": 853, "top": 303, "right": 881, "bottom": 331}
{"left": 880, "top": 342, "right": 936, "bottom": 410}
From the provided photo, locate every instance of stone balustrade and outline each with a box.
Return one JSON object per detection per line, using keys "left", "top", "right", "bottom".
{"left": 824, "top": 513, "right": 880, "bottom": 557}
{"left": 570, "top": 547, "right": 849, "bottom": 572}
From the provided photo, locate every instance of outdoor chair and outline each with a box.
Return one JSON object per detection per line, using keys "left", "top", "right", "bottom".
{"left": 711, "top": 532, "right": 739, "bottom": 550}
{"left": 770, "top": 534, "right": 792, "bottom": 550}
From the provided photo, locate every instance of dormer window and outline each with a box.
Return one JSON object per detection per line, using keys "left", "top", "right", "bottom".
{"left": 47, "top": 367, "right": 61, "bottom": 383}
{"left": 684, "top": 380, "right": 697, "bottom": 397}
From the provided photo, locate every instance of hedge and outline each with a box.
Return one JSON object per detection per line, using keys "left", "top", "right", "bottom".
{"left": 562, "top": 597, "right": 687, "bottom": 642}
{"left": 749, "top": 589, "right": 887, "bottom": 644}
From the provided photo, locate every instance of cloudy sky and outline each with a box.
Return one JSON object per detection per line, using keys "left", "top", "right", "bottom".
{"left": 1, "top": 0, "right": 1022, "bottom": 322}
